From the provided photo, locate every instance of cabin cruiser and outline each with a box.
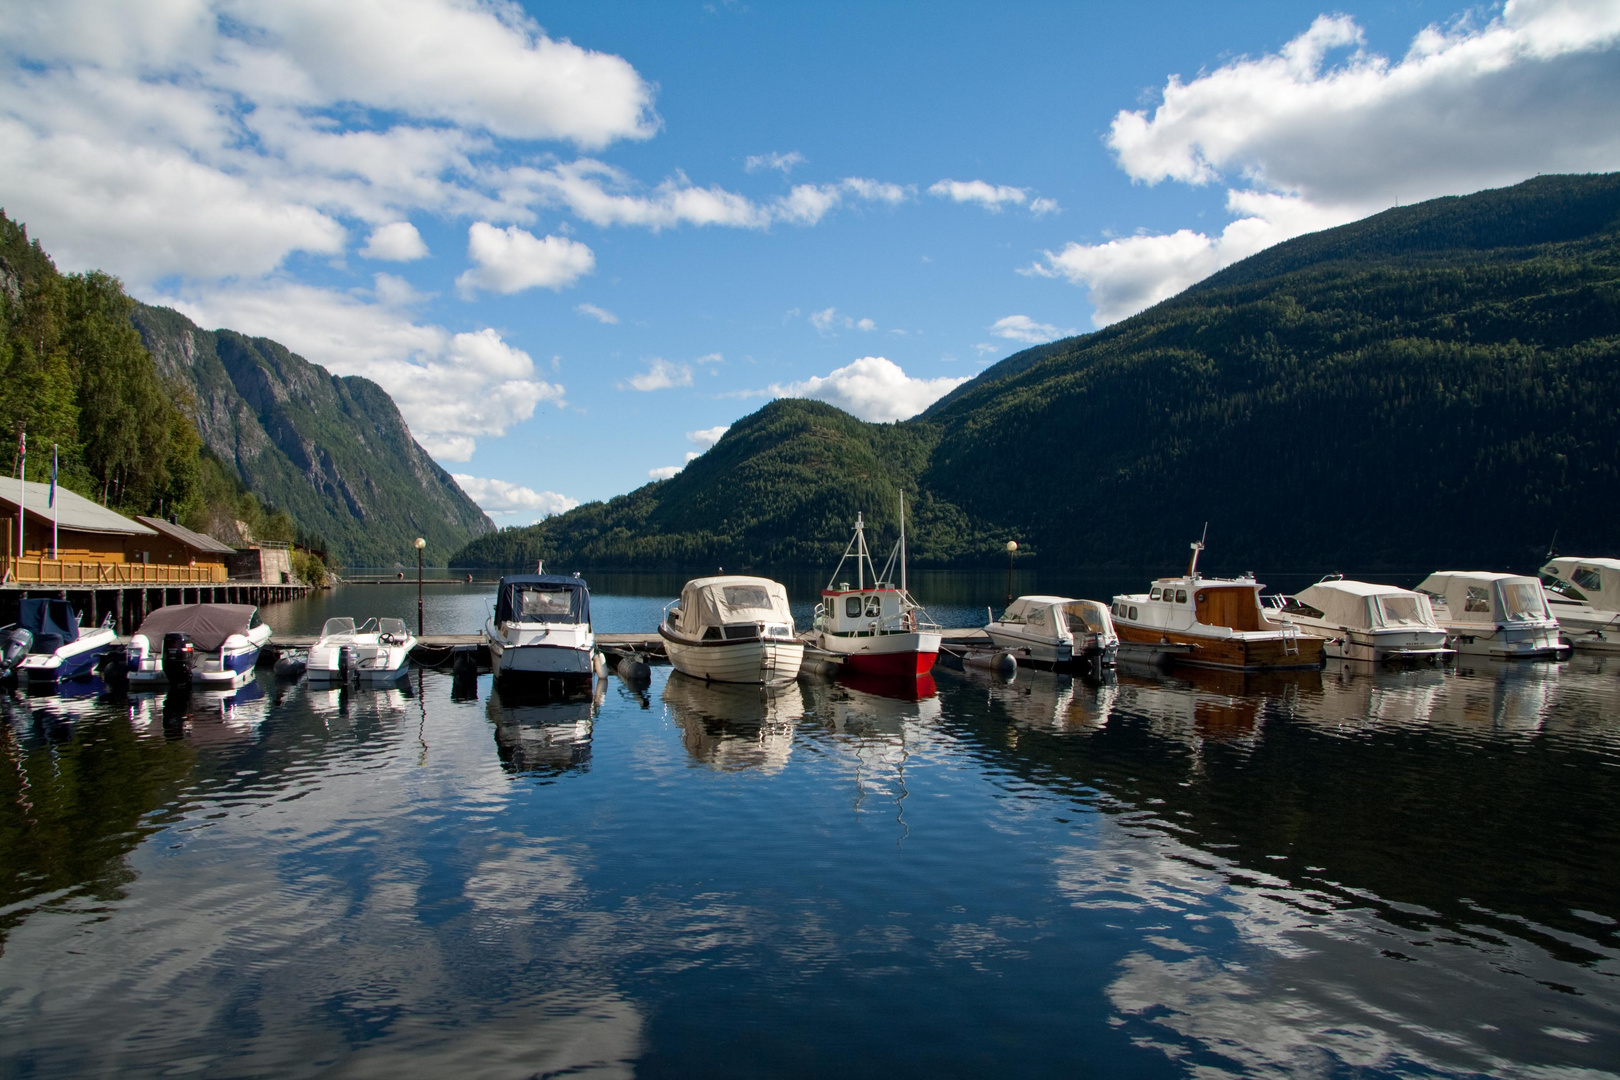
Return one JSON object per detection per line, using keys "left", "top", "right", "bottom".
{"left": 1265, "top": 577, "right": 1453, "bottom": 664}
{"left": 1538, "top": 556, "right": 1620, "bottom": 651}
{"left": 660, "top": 576, "right": 804, "bottom": 684}
{"left": 1, "top": 599, "right": 117, "bottom": 684}
{"left": 1415, "top": 571, "right": 1568, "bottom": 659}
{"left": 126, "top": 603, "right": 273, "bottom": 687}
{"left": 485, "top": 573, "right": 598, "bottom": 688}
{"left": 985, "top": 595, "right": 1118, "bottom": 668}
{"left": 1111, "top": 540, "right": 1326, "bottom": 671}
{"left": 802, "top": 509, "right": 941, "bottom": 677}
{"left": 306, "top": 617, "right": 417, "bottom": 683}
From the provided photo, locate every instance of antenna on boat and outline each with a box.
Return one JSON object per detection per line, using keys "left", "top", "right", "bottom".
{"left": 899, "top": 492, "right": 907, "bottom": 594}
{"left": 1187, "top": 522, "right": 1208, "bottom": 578}
{"left": 1545, "top": 529, "right": 1559, "bottom": 562}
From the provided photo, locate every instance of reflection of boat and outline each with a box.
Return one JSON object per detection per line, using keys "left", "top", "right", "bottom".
{"left": 976, "top": 668, "right": 1118, "bottom": 734}
{"left": 125, "top": 604, "right": 273, "bottom": 687}
{"left": 5, "top": 599, "right": 117, "bottom": 684}
{"left": 985, "top": 595, "right": 1118, "bottom": 668}
{"left": 486, "top": 573, "right": 598, "bottom": 687}
{"left": 660, "top": 576, "right": 804, "bottom": 684}
{"left": 1112, "top": 540, "right": 1326, "bottom": 671}
{"left": 1265, "top": 578, "right": 1453, "bottom": 664}
{"left": 1114, "top": 663, "right": 1323, "bottom": 745}
{"left": 486, "top": 681, "right": 599, "bottom": 775}
{"left": 804, "top": 510, "right": 941, "bottom": 677}
{"left": 1415, "top": 571, "right": 1568, "bottom": 659}
{"left": 661, "top": 673, "right": 803, "bottom": 772}
{"left": 1538, "top": 556, "right": 1620, "bottom": 652}
{"left": 839, "top": 672, "right": 939, "bottom": 702}
{"left": 307, "top": 617, "right": 417, "bottom": 682}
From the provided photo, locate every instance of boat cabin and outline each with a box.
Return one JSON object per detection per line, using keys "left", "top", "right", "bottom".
{"left": 1114, "top": 574, "right": 1268, "bottom": 633}
{"left": 665, "top": 576, "right": 795, "bottom": 642}
{"left": 1289, "top": 579, "right": 1441, "bottom": 632}
{"left": 818, "top": 583, "right": 912, "bottom": 636}
{"left": 996, "top": 596, "right": 1113, "bottom": 642}
{"left": 1540, "top": 557, "right": 1620, "bottom": 610}
{"left": 495, "top": 574, "right": 592, "bottom": 629}
{"left": 1415, "top": 572, "right": 1553, "bottom": 626}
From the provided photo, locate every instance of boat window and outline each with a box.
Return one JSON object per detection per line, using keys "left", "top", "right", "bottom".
{"left": 723, "top": 624, "right": 758, "bottom": 640}
{"left": 702, "top": 626, "right": 722, "bottom": 641}
{"left": 1464, "top": 586, "right": 1492, "bottom": 613}
{"left": 1128, "top": 606, "right": 1138, "bottom": 620}
{"left": 378, "top": 618, "right": 408, "bottom": 638}
{"left": 846, "top": 596, "right": 863, "bottom": 618}
{"left": 1282, "top": 598, "right": 1324, "bottom": 618}
{"left": 1501, "top": 582, "right": 1549, "bottom": 621}
{"left": 1028, "top": 609, "right": 1046, "bottom": 627}
{"left": 721, "top": 584, "right": 773, "bottom": 610}
{"left": 248, "top": 609, "right": 262, "bottom": 630}
{"left": 1540, "top": 575, "right": 1587, "bottom": 602}
{"left": 320, "top": 617, "right": 356, "bottom": 637}
{"left": 1175, "top": 589, "right": 1187, "bottom": 603}
{"left": 1150, "top": 587, "right": 1161, "bottom": 600}
{"left": 515, "top": 588, "right": 578, "bottom": 622}
{"left": 1573, "top": 566, "right": 1604, "bottom": 592}
{"left": 1065, "top": 604, "right": 1108, "bottom": 634}
{"left": 1377, "top": 595, "right": 1426, "bottom": 627}
{"left": 865, "top": 595, "right": 882, "bottom": 617}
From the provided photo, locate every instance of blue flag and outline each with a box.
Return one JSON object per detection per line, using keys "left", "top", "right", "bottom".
{"left": 49, "top": 444, "right": 57, "bottom": 508}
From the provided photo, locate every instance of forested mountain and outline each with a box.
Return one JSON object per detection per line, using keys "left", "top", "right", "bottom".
{"left": 458, "top": 173, "right": 1620, "bottom": 575}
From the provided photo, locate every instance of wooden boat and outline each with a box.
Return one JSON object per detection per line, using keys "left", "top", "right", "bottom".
{"left": 1111, "top": 540, "right": 1325, "bottom": 671}
{"left": 802, "top": 507, "right": 941, "bottom": 677}
{"left": 659, "top": 576, "right": 804, "bottom": 684}
{"left": 1265, "top": 577, "right": 1453, "bottom": 664}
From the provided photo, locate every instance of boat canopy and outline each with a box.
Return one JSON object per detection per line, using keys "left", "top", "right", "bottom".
{"left": 17, "top": 598, "right": 80, "bottom": 653}
{"left": 134, "top": 604, "right": 261, "bottom": 652}
{"left": 1416, "top": 572, "right": 1552, "bottom": 624}
{"left": 1000, "top": 596, "right": 1111, "bottom": 639}
{"left": 1542, "top": 556, "right": 1620, "bottom": 607}
{"left": 495, "top": 574, "right": 591, "bottom": 626}
{"left": 1296, "top": 580, "right": 1439, "bottom": 631}
{"left": 672, "top": 576, "right": 793, "bottom": 636}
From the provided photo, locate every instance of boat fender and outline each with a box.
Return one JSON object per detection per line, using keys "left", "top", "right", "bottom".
{"left": 274, "top": 654, "right": 308, "bottom": 679}
{"left": 100, "top": 651, "right": 129, "bottom": 683}
{"left": 615, "top": 654, "right": 652, "bottom": 685}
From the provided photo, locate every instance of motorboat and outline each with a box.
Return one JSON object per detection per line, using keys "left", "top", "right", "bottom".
{"left": 1111, "top": 539, "right": 1326, "bottom": 671}
{"left": 306, "top": 617, "right": 417, "bottom": 683}
{"left": 1415, "top": 571, "right": 1568, "bottom": 659}
{"left": 125, "top": 603, "right": 273, "bottom": 687}
{"left": 3, "top": 599, "right": 117, "bottom": 684}
{"left": 1265, "top": 577, "right": 1453, "bottom": 664}
{"left": 660, "top": 576, "right": 804, "bottom": 684}
{"left": 485, "top": 573, "right": 599, "bottom": 688}
{"left": 802, "top": 507, "right": 941, "bottom": 677}
{"left": 985, "top": 595, "right": 1118, "bottom": 668}
{"left": 1538, "top": 556, "right": 1620, "bottom": 652}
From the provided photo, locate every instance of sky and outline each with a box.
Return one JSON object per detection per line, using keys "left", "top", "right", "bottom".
{"left": 2, "top": 0, "right": 1618, "bottom": 526}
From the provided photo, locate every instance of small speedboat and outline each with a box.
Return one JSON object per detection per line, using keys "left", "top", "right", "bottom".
{"left": 1, "top": 599, "right": 117, "bottom": 684}
{"left": 1538, "top": 556, "right": 1620, "bottom": 652}
{"left": 985, "top": 595, "right": 1118, "bottom": 668}
{"left": 126, "top": 603, "right": 273, "bottom": 687}
{"left": 660, "top": 576, "right": 804, "bottom": 684}
{"left": 307, "top": 617, "right": 417, "bottom": 683}
{"left": 1415, "top": 571, "right": 1568, "bottom": 659}
{"left": 1265, "top": 577, "right": 1453, "bottom": 664}
{"left": 485, "top": 573, "right": 598, "bottom": 688}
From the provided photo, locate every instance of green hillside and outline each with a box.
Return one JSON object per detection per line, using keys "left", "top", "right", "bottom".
{"left": 458, "top": 173, "right": 1620, "bottom": 575}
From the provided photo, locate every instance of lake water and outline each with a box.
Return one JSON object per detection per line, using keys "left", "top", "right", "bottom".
{"left": 2, "top": 579, "right": 1617, "bottom": 1077}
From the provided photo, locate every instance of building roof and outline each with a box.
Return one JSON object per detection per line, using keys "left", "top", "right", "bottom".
{"left": 0, "top": 476, "right": 157, "bottom": 536}
{"left": 135, "top": 515, "right": 237, "bottom": 555}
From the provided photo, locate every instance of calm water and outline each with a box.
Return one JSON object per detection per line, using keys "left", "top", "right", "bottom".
{"left": 2, "top": 580, "right": 1618, "bottom": 1077}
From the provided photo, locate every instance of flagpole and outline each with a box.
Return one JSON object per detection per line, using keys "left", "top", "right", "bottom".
{"left": 51, "top": 443, "right": 58, "bottom": 560}
{"left": 15, "top": 430, "right": 23, "bottom": 565}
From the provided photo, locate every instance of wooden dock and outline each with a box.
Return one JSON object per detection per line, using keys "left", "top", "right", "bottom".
{"left": 4, "top": 581, "right": 314, "bottom": 635}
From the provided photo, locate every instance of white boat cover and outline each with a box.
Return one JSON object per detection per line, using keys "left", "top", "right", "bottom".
{"left": 1542, "top": 556, "right": 1620, "bottom": 609}
{"left": 1416, "top": 572, "right": 1551, "bottom": 624}
{"left": 1295, "top": 580, "right": 1440, "bottom": 631}
{"left": 672, "top": 576, "right": 794, "bottom": 637}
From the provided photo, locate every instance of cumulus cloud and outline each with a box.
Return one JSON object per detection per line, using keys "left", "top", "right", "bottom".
{"left": 360, "top": 221, "right": 428, "bottom": 261}
{"left": 745, "top": 151, "right": 804, "bottom": 173}
{"left": 1042, "top": 1, "right": 1620, "bottom": 326}
{"left": 928, "top": 179, "right": 1029, "bottom": 211}
{"left": 575, "top": 302, "right": 619, "bottom": 324}
{"left": 451, "top": 475, "right": 578, "bottom": 520}
{"left": 648, "top": 465, "right": 682, "bottom": 480}
{"left": 621, "top": 358, "right": 692, "bottom": 391}
{"left": 769, "top": 356, "right": 969, "bottom": 423}
{"left": 687, "top": 425, "right": 729, "bottom": 449}
{"left": 163, "top": 280, "right": 565, "bottom": 460}
{"left": 990, "top": 315, "right": 1077, "bottom": 344}
{"left": 456, "top": 223, "right": 594, "bottom": 297}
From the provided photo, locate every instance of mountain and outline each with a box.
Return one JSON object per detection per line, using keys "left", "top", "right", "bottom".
{"left": 133, "top": 304, "right": 492, "bottom": 566}
{"left": 456, "top": 173, "right": 1620, "bottom": 575}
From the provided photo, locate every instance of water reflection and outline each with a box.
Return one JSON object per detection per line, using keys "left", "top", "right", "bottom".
{"left": 662, "top": 674, "right": 802, "bottom": 773}
{"left": 487, "top": 679, "right": 603, "bottom": 776}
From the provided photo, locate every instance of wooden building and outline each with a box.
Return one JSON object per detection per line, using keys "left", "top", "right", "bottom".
{"left": 134, "top": 515, "right": 236, "bottom": 581}
{"left": 0, "top": 476, "right": 219, "bottom": 585}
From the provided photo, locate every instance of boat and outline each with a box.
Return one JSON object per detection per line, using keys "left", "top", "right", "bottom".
{"left": 485, "top": 573, "right": 599, "bottom": 688}
{"left": 1538, "top": 556, "right": 1620, "bottom": 651}
{"left": 1264, "top": 577, "right": 1453, "bottom": 664}
{"left": 659, "top": 576, "right": 804, "bottom": 684}
{"left": 984, "top": 595, "right": 1118, "bottom": 668}
{"left": 1414, "top": 571, "right": 1568, "bottom": 659}
{"left": 802, "top": 508, "right": 942, "bottom": 677}
{"left": 1110, "top": 539, "right": 1326, "bottom": 671}
{"left": 1, "top": 598, "right": 117, "bottom": 684}
{"left": 125, "top": 603, "right": 273, "bottom": 687}
{"left": 306, "top": 617, "right": 417, "bottom": 683}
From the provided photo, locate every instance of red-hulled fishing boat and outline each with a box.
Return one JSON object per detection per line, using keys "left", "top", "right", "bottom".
{"left": 803, "top": 502, "right": 941, "bottom": 677}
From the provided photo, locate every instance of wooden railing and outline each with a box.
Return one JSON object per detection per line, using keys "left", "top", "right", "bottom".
{"left": 0, "top": 558, "right": 227, "bottom": 585}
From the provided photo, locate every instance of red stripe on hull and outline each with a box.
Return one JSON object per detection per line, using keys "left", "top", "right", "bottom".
{"left": 843, "top": 648, "right": 938, "bottom": 676}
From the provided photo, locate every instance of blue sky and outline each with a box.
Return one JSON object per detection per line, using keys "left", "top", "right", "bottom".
{"left": 3, "top": 0, "right": 1617, "bottom": 523}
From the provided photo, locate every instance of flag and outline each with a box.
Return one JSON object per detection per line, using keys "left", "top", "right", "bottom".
{"left": 49, "top": 445, "right": 57, "bottom": 507}
{"left": 15, "top": 429, "right": 22, "bottom": 475}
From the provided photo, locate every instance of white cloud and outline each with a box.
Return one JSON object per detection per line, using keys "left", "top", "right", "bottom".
{"left": 648, "top": 465, "right": 682, "bottom": 480}
{"left": 855, "top": 317, "right": 876, "bottom": 331}
{"left": 808, "top": 307, "right": 877, "bottom": 334}
{"left": 456, "top": 223, "right": 594, "bottom": 297}
{"left": 360, "top": 221, "right": 428, "bottom": 261}
{"left": 928, "top": 178, "right": 1028, "bottom": 210}
{"left": 621, "top": 358, "right": 692, "bottom": 391}
{"left": 769, "top": 356, "right": 969, "bottom": 423}
{"left": 686, "top": 425, "right": 729, "bottom": 449}
{"left": 745, "top": 151, "right": 804, "bottom": 173}
{"left": 451, "top": 475, "right": 578, "bottom": 521}
{"left": 990, "top": 315, "right": 1077, "bottom": 344}
{"left": 1045, "top": 1, "right": 1620, "bottom": 326}
{"left": 162, "top": 280, "right": 565, "bottom": 460}
{"left": 575, "top": 302, "right": 619, "bottom": 324}
{"left": 693, "top": 352, "right": 723, "bottom": 365}
{"left": 1028, "top": 197, "right": 1060, "bottom": 217}
{"left": 809, "top": 307, "right": 840, "bottom": 332}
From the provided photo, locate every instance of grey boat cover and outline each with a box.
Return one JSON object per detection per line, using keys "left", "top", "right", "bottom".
{"left": 134, "top": 604, "right": 261, "bottom": 652}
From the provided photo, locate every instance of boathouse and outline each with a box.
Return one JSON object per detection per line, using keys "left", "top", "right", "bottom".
{"left": 0, "top": 476, "right": 164, "bottom": 585}
{"left": 133, "top": 515, "right": 234, "bottom": 581}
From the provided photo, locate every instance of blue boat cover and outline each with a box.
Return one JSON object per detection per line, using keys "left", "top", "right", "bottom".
{"left": 18, "top": 598, "right": 79, "bottom": 654}
{"left": 495, "top": 574, "right": 591, "bottom": 626}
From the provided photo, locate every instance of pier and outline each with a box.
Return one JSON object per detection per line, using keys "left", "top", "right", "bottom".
{"left": 3, "top": 581, "right": 314, "bottom": 635}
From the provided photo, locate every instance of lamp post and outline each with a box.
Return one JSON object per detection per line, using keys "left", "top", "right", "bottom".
{"left": 415, "top": 537, "right": 426, "bottom": 636}
{"left": 1005, "top": 540, "right": 1018, "bottom": 604}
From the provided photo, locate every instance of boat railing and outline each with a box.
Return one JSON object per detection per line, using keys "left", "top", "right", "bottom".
{"left": 1, "top": 557, "right": 227, "bottom": 585}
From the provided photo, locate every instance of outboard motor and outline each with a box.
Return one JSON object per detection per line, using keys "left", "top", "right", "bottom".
{"left": 0, "top": 626, "right": 33, "bottom": 679}
{"left": 337, "top": 644, "right": 356, "bottom": 683}
{"left": 162, "top": 632, "right": 195, "bottom": 685}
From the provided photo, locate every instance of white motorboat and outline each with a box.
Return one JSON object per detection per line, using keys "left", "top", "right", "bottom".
{"left": 2, "top": 598, "right": 117, "bottom": 684}
{"left": 1414, "top": 571, "right": 1568, "bottom": 659}
{"left": 126, "top": 603, "right": 273, "bottom": 687}
{"left": 485, "top": 573, "right": 599, "bottom": 688}
{"left": 802, "top": 507, "right": 941, "bottom": 678}
{"left": 306, "top": 617, "right": 417, "bottom": 683}
{"left": 1265, "top": 577, "right": 1453, "bottom": 663}
{"left": 1538, "top": 556, "right": 1620, "bottom": 652}
{"left": 660, "top": 576, "right": 804, "bottom": 684}
{"left": 985, "top": 595, "right": 1118, "bottom": 668}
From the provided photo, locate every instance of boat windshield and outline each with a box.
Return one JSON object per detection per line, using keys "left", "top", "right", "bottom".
{"left": 378, "top": 618, "right": 409, "bottom": 638}
{"left": 1063, "top": 602, "right": 1110, "bottom": 635}
{"left": 1376, "top": 595, "right": 1428, "bottom": 627}
{"left": 722, "top": 584, "right": 775, "bottom": 611}
{"left": 1501, "top": 582, "right": 1549, "bottom": 621}
{"left": 320, "top": 617, "right": 356, "bottom": 638}
{"left": 512, "top": 587, "right": 582, "bottom": 623}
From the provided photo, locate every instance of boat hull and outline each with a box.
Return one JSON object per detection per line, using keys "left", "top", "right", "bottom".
{"left": 17, "top": 628, "right": 117, "bottom": 683}
{"left": 806, "top": 630, "right": 940, "bottom": 676}
{"left": 1114, "top": 623, "right": 1325, "bottom": 671}
{"left": 661, "top": 630, "right": 804, "bottom": 684}
{"left": 1440, "top": 621, "right": 1567, "bottom": 659}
